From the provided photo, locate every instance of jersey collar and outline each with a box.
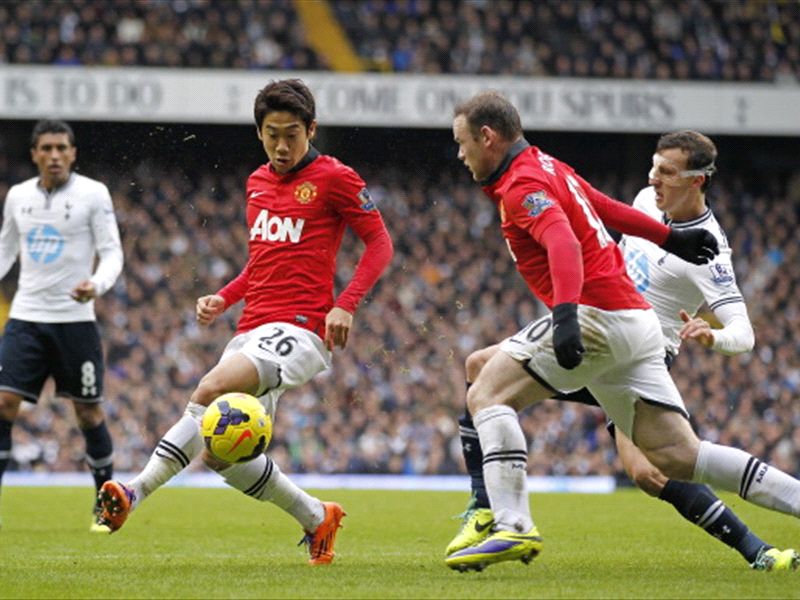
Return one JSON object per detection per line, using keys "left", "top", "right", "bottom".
{"left": 37, "top": 171, "right": 75, "bottom": 194}
{"left": 662, "top": 207, "right": 712, "bottom": 228}
{"left": 478, "top": 138, "right": 530, "bottom": 187}
{"left": 270, "top": 145, "right": 320, "bottom": 175}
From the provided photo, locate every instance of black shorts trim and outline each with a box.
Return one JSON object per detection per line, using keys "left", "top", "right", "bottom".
{"left": 553, "top": 388, "right": 600, "bottom": 407}
{"left": 640, "top": 397, "right": 690, "bottom": 419}
{"left": 521, "top": 363, "right": 559, "bottom": 394}
{"left": 0, "top": 385, "right": 39, "bottom": 403}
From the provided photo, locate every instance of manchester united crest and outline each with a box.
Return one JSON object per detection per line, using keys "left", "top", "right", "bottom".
{"left": 294, "top": 181, "right": 318, "bottom": 204}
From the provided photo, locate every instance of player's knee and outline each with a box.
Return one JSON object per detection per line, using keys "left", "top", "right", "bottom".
{"left": 192, "top": 373, "right": 228, "bottom": 406}
{"left": 201, "top": 449, "right": 230, "bottom": 472}
{"left": 465, "top": 384, "right": 492, "bottom": 415}
{"left": 73, "top": 401, "right": 104, "bottom": 427}
{"left": 465, "top": 349, "right": 490, "bottom": 381}
{"left": 640, "top": 444, "right": 696, "bottom": 481}
{"left": 0, "top": 391, "right": 23, "bottom": 421}
{"left": 628, "top": 464, "right": 667, "bottom": 497}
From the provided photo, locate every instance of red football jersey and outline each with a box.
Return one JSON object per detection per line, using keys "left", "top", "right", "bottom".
{"left": 482, "top": 143, "right": 649, "bottom": 311}
{"left": 219, "top": 149, "right": 391, "bottom": 335}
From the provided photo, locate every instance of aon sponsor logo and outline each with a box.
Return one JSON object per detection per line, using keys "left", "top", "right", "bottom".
{"left": 249, "top": 209, "right": 305, "bottom": 243}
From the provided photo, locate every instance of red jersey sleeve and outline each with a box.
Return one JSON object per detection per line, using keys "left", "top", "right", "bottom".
{"left": 216, "top": 265, "right": 248, "bottom": 308}
{"left": 328, "top": 167, "right": 393, "bottom": 313}
{"left": 503, "top": 185, "right": 584, "bottom": 305}
{"left": 576, "top": 175, "right": 670, "bottom": 246}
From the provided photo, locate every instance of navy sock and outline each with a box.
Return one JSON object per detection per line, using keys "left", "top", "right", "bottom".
{"left": 659, "top": 479, "right": 768, "bottom": 564}
{"left": 0, "top": 419, "right": 12, "bottom": 486}
{"left": 82, "top": 421, "right": 114, "bottom": 492}
{"left": 459, "top": 399, "right": 490, "bottom": 510}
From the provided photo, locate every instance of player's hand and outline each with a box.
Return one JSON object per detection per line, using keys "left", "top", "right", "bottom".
{"left": 324, "top": 307, "right": 353, "bottom": 350}
{"left": 678, "top": 309, "right": 715, "bottom": 348}
{"left": 196, "top": 294, "right": 226, "bottom": 326}
{"left": 552, "top": 303, "right": 584, "bottom": 369}
{"left": 70, "top": 280, "right": 97, "bottom": 303}
{"left": 661, "top": 228, "right": 719, "bottom": 265}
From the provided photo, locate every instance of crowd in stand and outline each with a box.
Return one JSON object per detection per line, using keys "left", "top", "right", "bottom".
{"left": 1, "top": 0, "right": 799, "bottom": 82}
{"left": 0, "top": 0, "right": 325, "bottom": 70}
{"left": 336, "top": 0, "right": 800, "bottom": 82}
{"left": 1, "top": 136, "right": 798, "bottom": 481}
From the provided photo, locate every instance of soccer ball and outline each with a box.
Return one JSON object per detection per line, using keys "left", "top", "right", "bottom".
{"left": 201, "top": 392, "right": 273, "bottom": 463}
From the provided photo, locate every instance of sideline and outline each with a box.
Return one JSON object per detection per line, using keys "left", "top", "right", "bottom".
{"left": 3, "top": 471, "right": 615, "bottom": 493}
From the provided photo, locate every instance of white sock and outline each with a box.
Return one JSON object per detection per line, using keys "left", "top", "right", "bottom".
{"left": 694, "top": 440, "right": 800, "bottom": 517}
{"left": 221, "top": 454, "right": 324, "bottom": 531}
{"left": 474, "top": 405, "right": 533, "bottom": 533}
{"left": 128, "top": 402, "right": 205, "bottom": 508}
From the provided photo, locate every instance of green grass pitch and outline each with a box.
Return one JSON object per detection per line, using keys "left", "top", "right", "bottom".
{"left": 1, "top": 486, "right": 798, "bottom": 598}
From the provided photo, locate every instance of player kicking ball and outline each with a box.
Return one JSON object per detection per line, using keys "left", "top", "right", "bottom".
{"left": 97, "top": 79, "right": 393, "bottom": 565}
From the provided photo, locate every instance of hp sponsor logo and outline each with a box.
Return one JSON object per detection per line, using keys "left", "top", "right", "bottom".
{"left": 26, "top": 224, "right": 65, "bottom": 264}
{"left": 625, "top": 247, "right": 650, "bottom": 293}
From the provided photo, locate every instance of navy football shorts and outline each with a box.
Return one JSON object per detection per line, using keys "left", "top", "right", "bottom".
{"left": 0, "top": 319, "right": 105, "bottom": 403}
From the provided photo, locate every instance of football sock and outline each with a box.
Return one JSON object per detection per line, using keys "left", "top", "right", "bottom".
{"left": 474, "top": 405, "right": 533, "bottom": 533}
{"left": 221, "top": 454, "right": 325, "bottom": 531}
{"left": 128, "top": 402, "right": 205, "bottom": 508}
{"left": 459, "top": 403, "right": 490, "bottom": 510}
{"left": 659, "top": 479, "right": 768, "bottom": 563}
{"left": 0, "top": 419, "right": 12, "bottom": 486}
{"left": 694, "top": 441, "right": 800, "bottom": 517}
{"left": 81, "top": 421, "right": 114, "bottom": 491}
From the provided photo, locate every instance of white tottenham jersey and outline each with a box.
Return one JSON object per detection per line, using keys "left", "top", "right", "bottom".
{"left": 620, "top": 186, "right": 745, "bottom": 355}
{"left": 0, "top": 173, "right": 123, "bottom": 322}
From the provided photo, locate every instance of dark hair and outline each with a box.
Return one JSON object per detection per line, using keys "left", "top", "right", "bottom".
{"left": 453, "top": 91, "right": 523, "bottom": 142}
{"left": 656, "top": 130, "right": 717, "bottom": 192}
{"left": 31, "top": 119, "right": 76, "bottom": 148}
{"left": 253, "top": 79, "right": 316, "bottom": 131}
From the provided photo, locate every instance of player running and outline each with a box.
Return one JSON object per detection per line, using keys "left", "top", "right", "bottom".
{"left": 97, "top": 79, "right": 393, "bottom": 565}
{"left": 444, "top": 91, "right": 800, "bottom": 572}
{"left": 447, "top": 130, "right": 798, "bottom": 571}
{"left": 0, "top": 119, "right": 123, "bottom": 532}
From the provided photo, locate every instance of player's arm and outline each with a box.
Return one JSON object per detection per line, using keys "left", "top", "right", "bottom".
{"left": 678, "top": 303, "right": 754, "bottom": 355}
{"left": 0, "top": 191, "right": 21, "bottom": 280}
{"left": 505, "top": 190, "right": 584, "bottom": 369}
{"left": 198, "top": 266, "right": 249, "bottom": 326}
{"left": 679, "top": 254, "right": 754, "bottom": 355}
{"left": 576, "top": 175, "right": 718, "bottom": 264}
{"left": 327, "top": 170, "right": 394, "bottom": 350}
{"left": 73, "top": 187, "right": 123, "bottom": 302}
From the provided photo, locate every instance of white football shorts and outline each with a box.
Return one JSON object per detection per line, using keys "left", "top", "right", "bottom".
{"left": 220, "top": 321, "right": 331, "bottom": 419}
{"left": 499, "top": 305, "right": 687, "bottom": 437}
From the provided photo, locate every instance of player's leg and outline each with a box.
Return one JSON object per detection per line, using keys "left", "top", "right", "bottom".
{"left": 203, "top": 323, "right": 343, "bottom": 564}
{"left": 137, "top": 352, "right": 262, "bottom": 501}
{"left": 633, "top": 402, "right": 800, "bottom": 520}
{"left": 595, "top": 307, "right": 800, "bottom": 519}
{"left": 0, "top": 391, "right": 23, "bottom": 529}
{"left": 446, "top": 309, "right": 613, "bottom": 571}
{"left": 206, "top": 451, "right": 343, "bottom": 564}
{"left": 446, "top": 345, "right": 499, "bottom": 556}
{"left": 0, "top": 319, "right": 52, "bottom": 528}
{"left": 97, "top": 350, "right": 264, "bottom": 532}
{"left": 53, "top": 322, "right": 115, "bottom": 531}
{"left": 445, "top": 349, "right": 552, "bottom": 571}
{"left": 616, "top": 429, "right": 778, "bottom": 568}
{"left": 72, "top": 401, "right": 113, "bottom": 530}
